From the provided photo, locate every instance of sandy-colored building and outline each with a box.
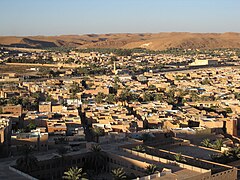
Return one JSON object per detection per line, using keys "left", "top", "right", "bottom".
{"left": 2, "top": 104, "right": 22, "bottom": 116}
{"left": 39, "top": 102, "right": 51, "bottom": 113}
{"left": 11, "top": 129, "right": 48, "bottom": 151}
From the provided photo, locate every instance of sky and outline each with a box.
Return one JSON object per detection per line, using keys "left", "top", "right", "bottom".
{"left": 0, "top": 0, "right": 240, "bottom": 36}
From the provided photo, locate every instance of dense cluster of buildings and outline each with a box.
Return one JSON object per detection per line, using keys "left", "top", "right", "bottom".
{"left": 1, "top": 47, "right": 240, "bottom": 179}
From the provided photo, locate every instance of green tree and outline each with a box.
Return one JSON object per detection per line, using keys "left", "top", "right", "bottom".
{"left": 174, "top": 153, "right": 186, "bottom": 162}
{"left": 143, "top": 92, "right": 153, "bottom": 102}
{"left": 119, "top": 88, "right": 139, "bottom": 103}
{"left": 25, "top": 122, "right": 36, "bottom": 132}
{"left": 210, "top": 153, "right": 228, "bottom": 163}
{"left": 70, "top": 82, "right": 81, "bottom": 99}
{"left": 8, "top": 96, "right": 20, "bottom": 105}
{"left": 0, "top": 98, "right": 7, "bottom": 106}
{"left": 119, "top": 88, "right": 130, "bottom": 102}
{"left": 143, "top": 92, "right": 151, "bottom": 102}
{"left": 234, "top": 92, "right": 240, "bottom": 100}
{"left": 201, "top": 79, "right": 211, "bottom": 85}
{"left": 111, "top": 168, "right": 127, "bottom": 180}
{"left": 77, "top": 67, "right": 89, "bottom": 75}
{"left": 32, "top": 92, "right": 41, "bottom": 102}
{"left": 106, "top": 94, "right": 116, "bottom": 104}
{"left": 189, "top": 91, "right": 200, "bottom": 102}
{"left": 66, "top": 57, "right": 75, "bottom": 63}
{"left": 130, "top": 93, "right": 140, "bottom": 102}
{"left": 85, "top": 144, "right": 108, "bottom": 174}
{"left": 145, "top": 164, "right": 157, "bottom": 175}
{"left": 132, "top": 145, "right": 145, "bottom": 152}
{"left": 115, "top": 49, "right": 132, "bottom": 56}
{"left": 45, "top": 95, "right": 52, "bottom": 102}
{"left": 22, "top": 97, "right": 30, "bottom": 108}
{"left": 201, "top": 138, "right": 212, "bottom": 148}
{"left": 113, "top": 76, "right": 120, "bottom": 91}
{"left": 213, "top": 139, "right": 223, "bottom": 150}
{"left": 110, "top": 56, "right": 118, "bottom": 62}
{"left": 148, "top": 85, "right": 157, "bottom": 91}
{"left": 90, "top": 144, "right": 102, "bottom": 152}
{"left": 63, "top": 167, "right": 87, "bottom": 180}
{"left": 91, "top": 127, "right": 104, "bottom": 143}
{"left": 229, "top": 147, "right": 240, "bottom": 159}
{"left": 225, "top": 107, "right": 233, "bottom": 114}
{"left": 154, "top": 93, "right": 164, "bottom": 102}
{"left": 165, "top": 89, "right": 176, "bottom": 104}
{"left": 95, "top": 92, "right": 106, "bottom": 104}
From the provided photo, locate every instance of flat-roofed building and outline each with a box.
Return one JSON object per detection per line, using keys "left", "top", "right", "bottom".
{"left": 39, "top": 102, "right": 51, "bottom": 113}
{"left": 47, "top": 120, "right": 67, "bottom": 135}
{"left": 11, "top": 129, "right": 48, "bottom": 152}
{"left": 2, "top": 104, "right": 22, "bottom": 116}
{"left": 189, "top": 59, "right": 218, "bottom": 66}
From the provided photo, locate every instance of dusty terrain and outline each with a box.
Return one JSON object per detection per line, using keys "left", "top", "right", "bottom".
{"left": 0, "top": 32, "right": 240, "bottom": 50}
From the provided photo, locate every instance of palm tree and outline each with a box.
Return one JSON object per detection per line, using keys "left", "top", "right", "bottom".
{"left": 132, "top": 145, "right": 145, "bottom": 152}
{"left": 63, "top": 167, "right": 87, "bottom": 180}
{"left": 226, "top": 147, "right": 240, "bottom": 159}
{"left": 210, "top": 153, "right": 229, "bottom": 163}
{"left": 145, "top": 164, "right": 157, "bottom": 175}
{"left": 70, "top": 82, "right": 80, "bottom": 97}
{"left": 233, "top": 147, "right": 240, "bottom": 158}
{"left": 90, "top": 144, "right": 102, "bottom": 152}
{"left": 91, "top": 127, "right": 103, "bottom": 143}
{"left": 16, "top": 145, "right": 38, "bottom": 173}
{"left": 85, "top": 144, "right": 108, "bottom": 175}
{"left": 213, "top": 139, "right": 223, "bottom": 150}
{"left": 111, "top": 168, "right": 127, "bottom": 180}
{"left": 201, "top": 138, "right": 212, "bottom": 148}
{"left": 174, "top": 153, "right": 186, "bottom": 162}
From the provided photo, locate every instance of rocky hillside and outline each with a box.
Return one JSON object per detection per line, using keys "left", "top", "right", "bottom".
{"left": 0, "top": 32, "right": 240, "bottom": 50}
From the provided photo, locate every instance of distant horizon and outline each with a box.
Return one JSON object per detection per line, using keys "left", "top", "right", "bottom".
{"left": 1, "top": 31, "right": 240, "bottom": 37}
{"left": 1, "top": 0, "right": 240, "bottom": 36}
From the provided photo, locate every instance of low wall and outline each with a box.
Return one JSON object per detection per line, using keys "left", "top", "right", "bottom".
{"left": 122, "top": 147, "right": 237, "bottom": 179}
{"left": 122, "top": 148, "right": 209, "bottom": 174}
{"left": 107, "top": 152, "right": 147, "bottom": 177}
{"left": 142, "top": 145, "right": 233, "bottom": 173}
{"left": 9, "top": 166, "right": 38, "bottom": 180}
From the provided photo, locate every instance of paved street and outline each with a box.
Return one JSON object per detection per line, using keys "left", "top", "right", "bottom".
{"left": 0, "top": 157, "right": 27, "bottom": 180}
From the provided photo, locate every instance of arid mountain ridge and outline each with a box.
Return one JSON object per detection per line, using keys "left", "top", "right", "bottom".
{"left": 0, "top": 32, "right": 240, "bottom": 50}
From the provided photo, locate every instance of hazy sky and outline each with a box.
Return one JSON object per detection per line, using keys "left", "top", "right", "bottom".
{"left": 0, "top": 0, "right": 240, "bottom": 36}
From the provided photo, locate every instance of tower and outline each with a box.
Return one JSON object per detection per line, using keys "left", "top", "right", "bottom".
{"left": 113, "top": 61, "right": 117, "bottom": 75}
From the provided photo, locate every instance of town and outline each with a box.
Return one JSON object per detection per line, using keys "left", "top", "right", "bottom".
{"left": 0, "top": 46, "right": 240, "bottom": 179}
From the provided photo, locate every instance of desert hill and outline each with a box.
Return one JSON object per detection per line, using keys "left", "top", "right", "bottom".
{"left": 0, "top": 32, "right": 240, "bottom": 50}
